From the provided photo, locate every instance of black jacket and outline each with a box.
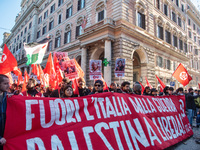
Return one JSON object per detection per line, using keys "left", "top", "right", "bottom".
{"left": 186, "top": 93, "right": 199, "bottom": 110}
{"left": 0, "top": 92, "right": 7, "bottom": 139}
{"left": 78, "top": 88, "right": 91, "bottom": 97}
{"left": 50, "top": 89, "right": 64, "bottom": 98}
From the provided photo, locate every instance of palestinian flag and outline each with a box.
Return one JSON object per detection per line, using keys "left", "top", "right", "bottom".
{"left": 24, "top": 41, "right": 48, "bottom": 65}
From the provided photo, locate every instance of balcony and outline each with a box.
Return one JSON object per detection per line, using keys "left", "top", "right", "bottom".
{"left": 84, "top": 18, "right": 115, "bottom": 33}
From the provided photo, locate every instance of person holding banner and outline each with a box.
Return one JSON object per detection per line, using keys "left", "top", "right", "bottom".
{"left": 21, "top": 78, "right": 42, "bottom": 97}
{"left": 143, "top": 86, "right": 151, "bottom": 95}
{"left": 109, "top": 83, "right": 122, "bottom": 93}
{"left": 43, "top": 85, "right": 53, "bottom": 97}
{"left": 176, "top": 87, "right": 184, "bottom": 95}
{"left": 121, "top": 81, "right": 131, "bottom": 93}
{"left": 150, "top": 88, "right": 158, "bottom": 96}
{"left": 13, "top": 84, "right": 23, "bottom": 95}
{"left": 50, "top": 78, "right": 71, "bottom": 98}
{"left": 89, "top": 80, "right": 104, "bottom": 95}
{"left": 61, "top": 86, "right": 74, "bottom": 98}
{"left": 77, "top": 77, "right": 91, "bottom": 96}
{"left": 133, "top": 82, "right": 142, "bottom": 95}
{"left": 0, "top": 74, "right": 10, "bottom": 149}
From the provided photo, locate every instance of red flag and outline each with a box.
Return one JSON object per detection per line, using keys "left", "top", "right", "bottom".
{"left": 139, "top": 82, "right": 145, "bottom": 94}
{"left": 72, "top": 78, "right": 79, "bottom": 96}
{"left": 43, "top": 53, "right": 57, "bottom": 89}
{"left": 155, "top": 75, "right": 166, "bottom": 92}
{"left": 54, "top": 55, "right": 63, "bottom": 83}
{"left": 103, "top": 81, "right": 109, "bottom": 91}
{"left": 38, "top": 64, "right": 44, "bottom": 85}
{"left": 145, "top": 77, "right": 152, "bottom": 89}
{"left": 22, "top": 69, "right": 29, "bottom": 92}
{"left": 24, "top": 69, "right": 29, "bottom": 83}
{"left": 31, "top": 64, "right": 40, "bottom": 80}
{"left": 198, "top": 83, "right": 200, "bottom": 89}
{"left": 74, "top": 59, "right": 84, "bottom": 78}
{"left": 13, "top": 67, "right": 23, "bottom": 85}
{"left": 172, "top": 63, "right": 192, "bottom": 86}
{"left": 0, "top": 44, "right": 17, "bottom": 74}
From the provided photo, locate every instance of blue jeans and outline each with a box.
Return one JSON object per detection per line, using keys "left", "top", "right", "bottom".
{"left": 187, "top": 109, "right": 194, "bottom": 126}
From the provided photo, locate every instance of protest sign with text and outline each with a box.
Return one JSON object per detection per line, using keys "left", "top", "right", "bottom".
{"left": 4, "top": 93, "right": 192, "bottom": 150}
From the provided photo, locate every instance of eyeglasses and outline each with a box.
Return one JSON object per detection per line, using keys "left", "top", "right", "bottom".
{"left": 95, "top": 84, "right": 101, "bottom": 87}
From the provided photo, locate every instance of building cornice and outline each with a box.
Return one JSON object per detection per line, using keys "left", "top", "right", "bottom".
{"left": 11, "top": 2, "right": 38, "bottom": 33}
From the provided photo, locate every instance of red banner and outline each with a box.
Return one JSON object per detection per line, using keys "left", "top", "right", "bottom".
{"left": 4, "top": 93, "right": 193, "bottom": 150}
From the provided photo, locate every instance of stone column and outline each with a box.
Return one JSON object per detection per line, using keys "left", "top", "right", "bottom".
{"left": 81, "top": 47, "right": 87, "bottom": 81}
{"left": 104, "top": 39, "right": 112, "bottom": 86}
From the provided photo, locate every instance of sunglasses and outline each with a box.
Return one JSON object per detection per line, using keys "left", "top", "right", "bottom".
{"left": 95, "top": 84, "right": 102, "bottom": 87}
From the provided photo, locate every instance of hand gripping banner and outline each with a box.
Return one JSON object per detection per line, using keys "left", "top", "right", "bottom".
{"left": 4, "top": 93, "right": 193, "bottom": 150}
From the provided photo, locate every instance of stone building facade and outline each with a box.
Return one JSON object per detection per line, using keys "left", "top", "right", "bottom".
{"left": 1, "top": 0, "right": 200, "bottom": 89}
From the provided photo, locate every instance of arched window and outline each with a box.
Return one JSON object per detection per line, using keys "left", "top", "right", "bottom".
{"left": 64, "top": 24, "right": 71, "bottom": 44}
{"left": 55, "top": 30, "right": 61, "bottom": 48}
{"left": 172, "top": 28, "right": 178, "bottom": 47}
{"left": 156, "top": 16, "right": 164, "bottom": 40}
{"left": 96, "top": 1, "right": 105, "bottom": 22}
{"left": 66, "top": 2, "right": 73, "bottom": 19}
{"left": 136, "top": 1, "right": 146, "bottom": 30}
{"left": 76, "top": 16, "right": 84, "bottom": 38}
{"left": 164, "top": 23, "right": 171, "bottom": 44}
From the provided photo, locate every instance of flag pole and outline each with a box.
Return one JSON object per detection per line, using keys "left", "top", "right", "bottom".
{"left": 29, "top": 64, "right": 32, "bottom": 77}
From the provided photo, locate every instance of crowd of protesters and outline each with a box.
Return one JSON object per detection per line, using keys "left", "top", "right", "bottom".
{"left": 1, "top": 74, "right": 200, "bottom": 147}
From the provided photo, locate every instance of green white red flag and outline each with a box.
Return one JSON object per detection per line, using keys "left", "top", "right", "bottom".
{"left": 24, "top": 42, "right": 48, "bottom": 66}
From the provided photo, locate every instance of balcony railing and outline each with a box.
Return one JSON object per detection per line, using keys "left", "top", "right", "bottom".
{"left": 84, "top": 18, "right": 115, "bottom": 33}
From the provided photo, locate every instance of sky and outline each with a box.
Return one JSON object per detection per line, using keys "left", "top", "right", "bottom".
{"left": 0, "top": 0, "right": 21, "bottom": 51}
{"left": 0, "top": 0, "right": 200, "bottom": 51}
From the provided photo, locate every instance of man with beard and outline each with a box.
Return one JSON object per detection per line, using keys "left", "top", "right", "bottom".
{"left": 121, "top": 81, "right": 131, "bottom": 93}
{"left": 50, "top": 78, "right": 71, "bottom": 98}
{"left": 77, "top": 77, "right": 90, "bottom": 97}
{"left": 0, "top": 74, "right": 10, "bottom": 149}
{"left": 21, "top": 78, "right": 42, "bottom": 97}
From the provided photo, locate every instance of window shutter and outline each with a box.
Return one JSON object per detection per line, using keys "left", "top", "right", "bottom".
{"left": 64, "top": 33, "right": 67, "bottom": 44}
{"left": 83, "top": 0, "right": 85, "bottom": 8}
{"left": 66, "top": 9, "right": 69, "bottom": 19}
{"left": 68, "top": 31, "right": 71, "bottom": 43}
{"left": 55, "top": 38, "right": 57, "bottom": 48}
{"left": 76, "top": 26, "right": 79, "bottom": 38}
{"left": 142, "top": 14, "right": 145, "bottom": 29}
{"left": 78, "top": 0, "right": 81, "bottom": 11}
{"left": 160, "top": 27, "right": 163, "bottom": 40}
